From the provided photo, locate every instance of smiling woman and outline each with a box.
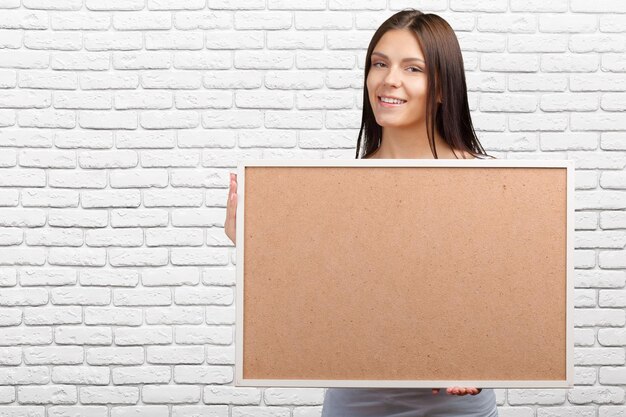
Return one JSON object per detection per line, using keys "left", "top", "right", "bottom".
{"left": 356, "top": 10, "right": 492, "bottom": 161}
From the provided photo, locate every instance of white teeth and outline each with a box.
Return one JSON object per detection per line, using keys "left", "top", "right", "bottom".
{"left": 380, "top": 96, "right": 406, "bottom": 104}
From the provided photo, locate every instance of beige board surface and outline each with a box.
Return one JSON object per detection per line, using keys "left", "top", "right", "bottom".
{"left": 241, "top": 164, "right": 568, "bottom": 384}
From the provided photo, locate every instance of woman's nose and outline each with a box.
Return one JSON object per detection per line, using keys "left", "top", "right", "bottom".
{"left": 383, "top": 67, "right": 402, "bottom": 87}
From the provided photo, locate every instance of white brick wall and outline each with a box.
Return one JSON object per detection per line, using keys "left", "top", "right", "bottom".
{"left": 0, "top": 1, "right": 624, "bottom": 416}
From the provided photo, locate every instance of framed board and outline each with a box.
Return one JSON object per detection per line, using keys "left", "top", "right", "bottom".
{"left": 235, "top": 159, "right": 574, "bottom": 389}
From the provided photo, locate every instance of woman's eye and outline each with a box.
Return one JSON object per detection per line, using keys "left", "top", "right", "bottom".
{"left": 408, "top": 67, "right": 422, "bottom": 72}
{"left": 371, "top": 62, "right": 422, "bottom": 72}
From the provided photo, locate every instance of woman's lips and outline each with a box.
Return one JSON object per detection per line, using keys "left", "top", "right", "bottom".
{"left": 378, "top": 96, "right": 407, "bottom": 108}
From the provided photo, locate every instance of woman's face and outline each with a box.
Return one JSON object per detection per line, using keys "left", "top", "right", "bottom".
{"left": 366, "top": 29, "right": 429, "bottom": 129}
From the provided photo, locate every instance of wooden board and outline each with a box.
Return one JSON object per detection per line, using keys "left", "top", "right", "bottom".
{"left": 235, "top": 159, "right": 574, "bottom": 388}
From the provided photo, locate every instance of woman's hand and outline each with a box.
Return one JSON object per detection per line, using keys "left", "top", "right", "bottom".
{"left": 224, "top": 172, "right": 237, "bottom": 245}
{"left": 432, "top": 387, "right": 482, "bottom": 396}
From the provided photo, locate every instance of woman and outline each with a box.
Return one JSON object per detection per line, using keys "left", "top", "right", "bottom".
{"left": 225, "top": 9, "right": 498, "bottom": 417}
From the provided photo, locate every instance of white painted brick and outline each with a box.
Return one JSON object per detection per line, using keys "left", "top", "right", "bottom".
{"left": 0, "top": 10, "right": 48, "bottom": 29}
{"left": 80, "top": 269, "right": 139, "bottom": 287}
{"left": 0, "top": 51, "right": 48, "bottom": 68}
{"left": 140, "top": 110, "right": 199, "bottom": 129}
{"left": 114, "top": 288, "right": 171, "bottom": 306}
{"left": 25, "top": 228, "right": 83, "bottom": 246}
{"left": 175, "top": 325, "right": 231, "bottom": 345}
{"left": 601, "top": 133, "right": 626, "bottom": 151}
{"left": 601, "top": 211, "right": 626, "bottom": 229}
{"left": 86, "top": 33, "right": 143, "bottom": 52}
{"left": 145, "top": 306, "right": 204, "bottom": 325}
{"left": 480, "top": 54, "right": 539, "bottom": 72}
{"left": 80, "top": 386, "right": 139, "bottom": 404}
{"left": 145, "top": 32, "right": 204, "bottom": 50}
{"left": 110, "top": 169, "right": 168, "bottom": 188}
{"left": 236, "top": 50, "right": 294, "bottom": 69}
{"left": 18, "top": 109, "right": 76, "bottom": 129}
{"left": 49, "top": 406, "right": 109, "bottom": 417}
{"left": 141, "top": 71, "right": 202, "bottom": 89}
{"left": 86, "top": 346, "right": 144, "bottom": 365}
{"left": 174, "top": 11, "right": 232, "bottom": 30}
{"left": 507, "top": 389, "right": 567, "bottom": 405}
{"left": 113, "top": 51, "right": 172, "bottom": 70}
{"left": 0, "top": 309, "right": 22, "bottom": 326}
{"left": 206, "top": 31, "right": 264, "bottom": 50}
{"left": 0, "top": 92, "right": 44, "bottom": 113}
{"left": 23, "top": 0, "right": 81, "bottom": 10}
{"left": 112, "top": 366, "right": 171, "bottom": 384}
{"left": 141, "top": 149, "right": 200, "bottom": 167}
{"left": 51, "top": 366, "right": 110, "bottom": 385}
{"left": 202, "top": 268, "right": 235, "bottom": 286}
{"left": 50, "top": 287, "right": 111, "bottom": 305}
{"left": 602, "top": 93, "right": 626, "bottom": 111}
{"left": 147, "top": 346, "right": 204, "bottom": 364}
{"left": 0, "top": 227, "right": 22, "bottom": 245}
{"left": 479, "top": 94, "right": 536, "bottom": 112}
{"left": 264, "top": 388, "right": 325, "bottom": 405}
{"left": 599, "top": 251, "right": 626, "bottom": 269}
{"left": 601, "top": 171, "right": 626, "bottom": 189}
{"left": 24, "top": 31, "right": 82, "bottom": 51}
{"left": 80, "top": 73, "right": 140, "bottom": 90}
{"left": 509, "top": 114, "right": 568, "bottom": 131}
{"left": 541, "top": 54, "right": 599, "bottom": 73}
{"left": 114, "top": 12, "right": 172, "bottom": 30}
{"left": 171, "top": 208, "right": 223, "bottom": 226}
{"left": 476, "top": 14, "right": 536, "bottom": 33}
{"left": 85, "top": 228, "right": 143, "bottom": 247}
{"left": 115, "top": 91, "right": 173, "bottom": 110}
{"left": 111, "top": 209, "right": 169, "bottom": 227}
{"left": 173, "top": 365, "right": 232, "bottom": 384}
{"left": 23, "top": 346, "right": 83, "bottom": 365}
{"left": 540, "top": 133, "right": 598, "bottom": 151}
{"left": 54, "top": 131, "right": 113, "bottom": 149}
{"left": 539, "top": 14, "right": 597, "bottom": 33}
{"left": 55, "top": 326, "right": 112, "bottom": 345}
{"left": 49, "top": 170, "right": 107, "bottom": 188}
{"left": 148, "top": 0, "right": 205, "bottom": 10}
{"left": 0, "top": 327, "right": 51, "bottom": 345}
{"left": 111, "top": 406, "right": 169, "bottom": 417}
{"left": 79, "top": 151, "right": 138, "bottom": 168}
{"left": 0, "top": 29, "right": 23, "bottom": 48}
{"left": 85, "top": 307, "right": 142, "bottom": 326}
{"left": 17, "top": 385, "right": 77, "bottom": 404}
{"left": 146, "top": 228, "right": 203, "bottom": 246}
{"left": 569, "top": 387, "right": 624, "bottom": 404}
{"left": 174, "top": 91, "right": 230, "bottom": 109}
{"left": 508, "top": 74, "right": 567, "bottom": 91}
{"left": 20, "top": 269, "right": 77, "bottom": 286}
{"left": 144, "top": 189, "right": 203, "bottom": 207}
{"left": 570, "top": 34, "right": 626, "bottom": 53}
{"left": 0, "top": 109, "right": 16, "bottom": 126}
{"left": 86, "top": 0, "right": 145, "bottom": 11}
{"left": 508, "top": 34, "right": 568, "bottom": 53}
{"left": 205, "top": 345, "right": 234, "bottom": 364}
{"left": 571, "top": 114, "right": 626, "bottom": 131}
{"left": 54, "top": 92, "right": 112, "bottom": 110}
{"left": 172, "top": 405, "right": 228, "bottom": 417}
{"left": 570, "top": 74, "right": 626, "bottom": 91}
{"left": 571, "top": 0, "right": 626, "bottom": 13}
{"left": 575, "top": 308, "right": 625, "bottom": 327}
{"left": 171, "top": 248, "right": 229, "bottom": 266}
{"left": 116, "top": 131, "right": 175, "bottom": 148}
{"left": 205, "top": 305, "right": 235, "bottom": 325}
{"left": 0, "top": 248, "right": 46, "bottom": 265}
{"left": 0, "top": 288, "right": 47, "bottom": 306}
{"left": 22, "top": 189, "right": 78, "bottom": 207}
{"left": 108, "top": 248, "right": 168, "bottom": 266}
{"left": 48, "top": 209, "right": 108, "bottom": 227}
{"left": 574, "top": 171, "right": 598, "bottom": 191}
{"left": 0, "top": 190, "right": 19, "bottom": 206}
{"left": 540, "top": 93, "right": 599, "bottom": 112}
{"left": 78, "top": 110, "right": 137, "bottom": 129}
{"left": 19, "top": 149, "right": 76, "bottom": 168}
{"left": 142, "top": 268, "right": 200, "bottom": 287}
{"left": 143, "top": 385, "right": 201, "bottom": 403}
{"left": 600, "top": 15, "right": 626, "bottom": 33}
{"left": 50, "top": 13, "right": 111, "bottom": 30}
{"left": 0, "top": 149, "right": 16, "bottom": 167}
{"left": 24, "top": 306, "right": 82, "bottom": 325}
{"left": 81, "top": 190, "right": 141, "bottom": 208}
{"left": 0, "top": 69, "right": 17, "bottom": 88}
{"left": 0, "top": 269, "right": 18, "bottom": 285}
{"left": 48, "top": 248, "right": 107, "bottom": 266}
{"left": 510, "top": 0, "right": 567, "bottom": 12}
{"left": 115, "top": 326, "right": 172, "bottom": 345}
{"left": 178, "top": 130, "right": 237, "bottom": 148}
{"left": 175, "top": 286, "right": 233, "bottom": 305}
{"left": 0, "top": 208, "right": 46, "bottom": 226}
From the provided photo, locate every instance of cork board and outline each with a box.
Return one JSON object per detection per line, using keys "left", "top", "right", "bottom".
{"left": 235, "top": 159, "right": 574, "bottom": 388}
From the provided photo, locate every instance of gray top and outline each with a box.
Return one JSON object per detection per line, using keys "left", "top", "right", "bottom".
{"left": 321, "top": 388, "right": 498, "bottom": 417}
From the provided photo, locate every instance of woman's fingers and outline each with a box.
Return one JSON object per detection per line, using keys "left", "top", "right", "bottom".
{"left": 224, "top": 173, "right": 238, "bottom": 244}
{"left": 446, "top": 387, "right": 481, "bottom": 396}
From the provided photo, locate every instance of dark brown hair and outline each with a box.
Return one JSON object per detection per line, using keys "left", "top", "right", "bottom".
{"left": 356, "top": 9, "right": 492, "bottom": 159}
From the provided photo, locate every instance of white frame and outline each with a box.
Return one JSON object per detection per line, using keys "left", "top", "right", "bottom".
{"left": 235, "top": 159, "right": 575, "bottom": 388}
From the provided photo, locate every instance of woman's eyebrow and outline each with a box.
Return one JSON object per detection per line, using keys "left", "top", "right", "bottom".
{"left": 371, "top": 51, "right": 424, "bottom": 63}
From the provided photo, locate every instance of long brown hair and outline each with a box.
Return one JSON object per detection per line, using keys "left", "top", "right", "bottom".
{"left": 356, "top": 9, "right": 492, "bottom": 159}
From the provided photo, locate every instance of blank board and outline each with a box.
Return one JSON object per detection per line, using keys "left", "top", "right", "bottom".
{"left": 235, "top": 159, "right": 574, "bottom": 389}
